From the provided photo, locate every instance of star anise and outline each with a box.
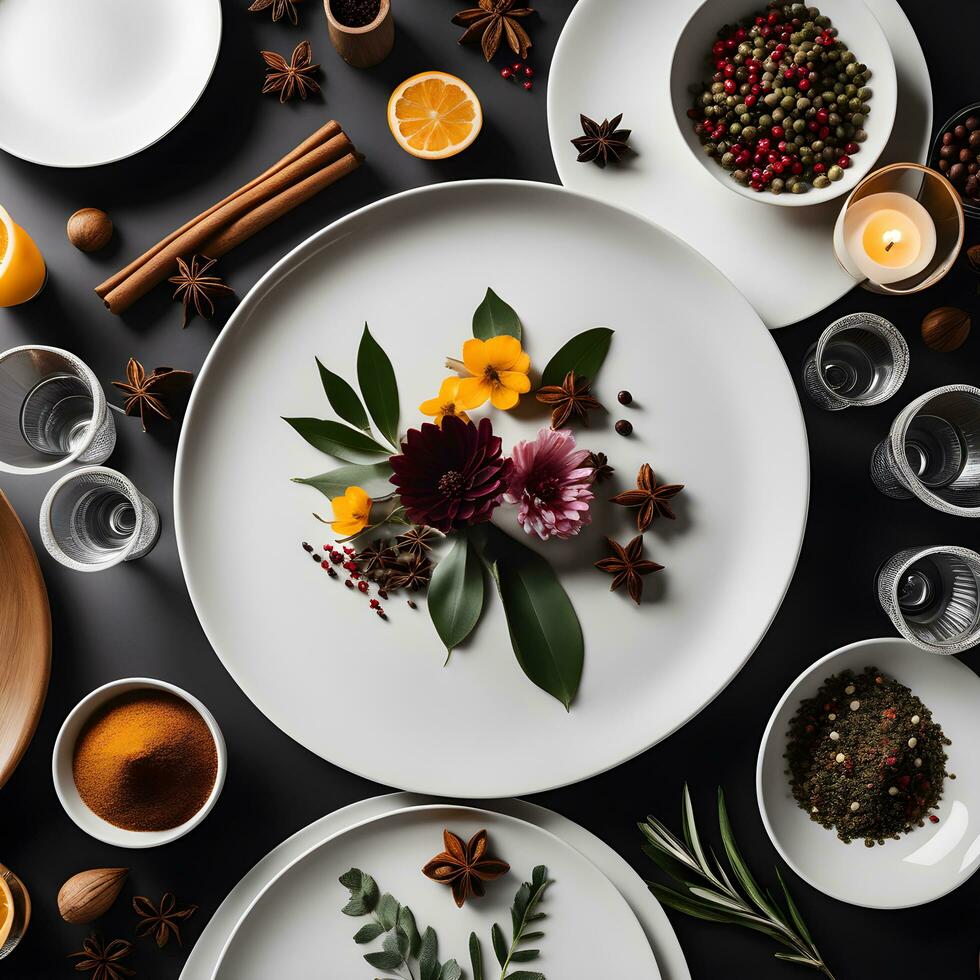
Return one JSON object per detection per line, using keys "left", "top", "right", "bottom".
{"left": 397, "top": 525, "right": 443, "bottom": 557}
{"left": 586, "top": 451, "right": 614, "bottom": 483}
{"left": 168, "top": 254, "right": 234, "bottom": 328}
{"left": 356, "top": 538, "right": 400, "bottom": 576}
{"left": 452, "top": 0, "right": 534, "bottom": 61}
{"left": 571, "top": 113, "right": 632, "bottom": 168}
{"left": 422, "top": 828, "right": 510, "bottom": 908}
{"left": 68, "top": 935, "right": 134, "bottom": 980}
{"left": 594, "top": 534, "right": 663, "bottom": 605}
{"left": 248, "top": 0, "right": 304, "bottom": 25}
{"left": 111, "top": 357, "right": 194, "bottom": 432}
{"left": 535, "top": 371, "right": 603, "bottom": 430}
{"left": 133, "top": 894, "right": 197, "bottom": 948}
{"left": 261, "top": 40, "right": 320, "bottom": 103}
{"left": 388, "top": 553, "right": 432, "bottom": 591}
{"left": 610, "top": 464, "right": 684, "bottom": 532}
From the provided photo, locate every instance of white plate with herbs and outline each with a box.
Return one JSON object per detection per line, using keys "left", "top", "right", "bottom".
{"left": 0, "top": 0, "right": 221, "bottom": 168}
{"left": 211, "top": 804, "right": 660, "bottom": 980}
{"left": 758, "top": 637, "right": 980, "bottom": 908}
{"left": 175, "top": 179, "right": 808, "bottom": 798}
{"left": 547, "top": 0, "right": 932, "bottom": 327}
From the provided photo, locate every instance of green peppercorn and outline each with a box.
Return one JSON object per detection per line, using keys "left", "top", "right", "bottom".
{"left": 827, "top": 164, "right": 844, "bottom": 181}
{"left": 792, "top": 180, "right": 808, "bottom": 193}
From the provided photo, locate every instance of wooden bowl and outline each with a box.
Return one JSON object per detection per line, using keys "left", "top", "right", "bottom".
{"left": 325, "top": 0, "right": 393, "bottom": 68}
{"left": 0, "top": 490, "right": 51, "bottom": 790}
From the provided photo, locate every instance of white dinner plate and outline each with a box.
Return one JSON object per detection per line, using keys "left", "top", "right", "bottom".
{"left": 180, "top": 794, "right": 691, "bottom": 980}
{"left": 0, "top": 0, "right": 222, "bottom": 168}
{"left": 547, "top": 0, "right": 932, "bottom": 328}
{"left": 175, "top": 180, "right": 808, "bottom": 797}
{"left": 758, "top": 638, "right": 980, "bottom": 908}
{"left": 212, "top": 804, "right": 660, "bottom": 979}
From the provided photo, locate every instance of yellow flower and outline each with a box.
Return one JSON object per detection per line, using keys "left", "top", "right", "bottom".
{"left": 419, "top": 376, "right": 472, "bottom": 427}
{"left": 330, "top": 485, "right": 372, "bottom": 537}
{"left": 456, "top": 335, "right": 531, "bottom": 411}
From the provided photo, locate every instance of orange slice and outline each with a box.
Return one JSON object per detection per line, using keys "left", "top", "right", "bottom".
{"left": 0, "top": 874, "right": 13, "bottom": 948}
{"left": 387, "top": 71, "right": 482, "bottom": 160}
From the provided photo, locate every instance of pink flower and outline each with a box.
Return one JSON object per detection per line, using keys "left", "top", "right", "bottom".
{"left": 504, "top": 428, "right": 594, "bottom": 540}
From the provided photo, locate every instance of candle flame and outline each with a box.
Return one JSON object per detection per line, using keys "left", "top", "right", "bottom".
{"left": 883, "top": 228, "right": 902, "bottom": 253}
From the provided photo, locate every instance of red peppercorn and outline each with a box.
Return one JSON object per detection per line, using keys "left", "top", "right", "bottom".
{"left": 501, "top": 67, "right": 513, "bottom": 79}
{"left": 330, "top": 551, "right": 343, "bottom": 564}
{"left": 813, "top": 162, "right": 827, "bottom": 174}
{"left": 324, "top": 543, "right": 333, "bottom": 551}
{"left": 797, "top": 77, "right": 810, "bottom": 92}
{"left": 369, "top": 599, "right": 380, "bottom": 609}
{"left": 357, "top": 581, "right": 368, "bottom": 593}
{"left": 928, "top": 815, "right": 939, "bottom": 824}
{"left": 844, "top": 142, "right": 859, "bottom": 155}
{"left": 511, "top": 61, "right": 522, "bottom": 72}
{"left": 770, "top": 125, "right": 784, "bottom": 139}
{"left": 522, "top": 80, "right": 533, "bottom": 91}
{"left": 815, "top": 108, "right": 829, "bottom": 125}
{"left": 523, "top": 65, "right": 534, "bottom": 78}
{"left": 378, "top": 589, "right": 389, "bottom": 600}
{"left": 321, "top": 560, "right": 330, "bottom": 569}
{"left": 723, "top": 79, "right": 736, "bottom": 94}
{"left": 343, "top": 546, "right": 355, "bottom": 555}
{"left": 837, "top": 155, "right": 851, "bottom": 169}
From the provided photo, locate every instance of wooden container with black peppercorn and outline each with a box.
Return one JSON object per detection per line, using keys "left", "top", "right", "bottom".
{"left": 325, "top": 0, "right": 393, "bottom": 68}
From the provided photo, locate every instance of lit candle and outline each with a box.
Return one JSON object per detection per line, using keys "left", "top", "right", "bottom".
{"left": 844, "top": 192, "right": 937, "bottom": 286}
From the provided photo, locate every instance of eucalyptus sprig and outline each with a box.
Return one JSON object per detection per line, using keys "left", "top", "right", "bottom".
{"left": 639, "top": 787, "right": 835, "bottom": 980}
{"left": 469, "top": 865, "right": 551, "bottom": 980}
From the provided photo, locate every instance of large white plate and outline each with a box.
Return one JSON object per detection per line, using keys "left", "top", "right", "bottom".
{"left": 175, "top": 180, "right": 808, "bottom": 797}
{"left": 758, "top": 638, "right": 980, "bottom": 908}
{"left": 0, "top": 0, "right": 221, "bottom": 168}
{"left": 180, "top": 794, "right": 691, "bottom": 980}
{"left": 547, "top": 0, "right": 932, "bottom": 328}
{"left": 212, "top": 804, "right": 660, "bottom": 979}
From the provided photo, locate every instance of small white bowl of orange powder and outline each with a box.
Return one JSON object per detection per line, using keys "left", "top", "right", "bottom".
{"left": 52, "top": 677, "right": 226, "bottom": 848}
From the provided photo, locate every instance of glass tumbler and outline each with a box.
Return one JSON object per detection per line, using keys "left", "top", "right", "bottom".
{"left": 0, "top": 345, "right": 115, "bottom": 475}
{"left": 877, "top": 545, "right": 980, "bottom": 654}
{"left": 0, "top": 864, "right": 30, "bottom": 960}
{"left": 801, "top": 313, "right": 909, "bottom": 410}
{"left": 870, "top": 384, "right": 980, "bottom": 516}
{"left": 39, "top": 467, "right": 160, "bottom": 572}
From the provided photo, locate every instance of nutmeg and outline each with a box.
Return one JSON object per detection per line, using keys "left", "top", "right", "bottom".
{"left": 921, "top": 306, "right": 971, "bottom": 353}
{"left": 66, "top": 208, "right": 113, "bottom": 252}
{"left": 57, "top": 867, "right": 127, "bottom": 924}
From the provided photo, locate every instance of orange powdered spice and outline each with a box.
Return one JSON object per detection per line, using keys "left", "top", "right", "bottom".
{"left": 72, "top": 691, "right": 217, "bottom": 832}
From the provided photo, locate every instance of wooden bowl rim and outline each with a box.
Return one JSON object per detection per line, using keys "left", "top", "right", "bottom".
{"left": 325, "top": 0, "right": 391, "bottom": 35}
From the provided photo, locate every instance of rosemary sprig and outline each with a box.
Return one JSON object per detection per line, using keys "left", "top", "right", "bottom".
{"left": 639, "top": 787, "right": 836, "bottom": 980}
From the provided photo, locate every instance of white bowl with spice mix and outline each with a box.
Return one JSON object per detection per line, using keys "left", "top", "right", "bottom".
{"left": 757, "top": 637, "right": 980, "bottom": 908}
{"left": 670, "top": 0, "right": 897, "bottom": 205}
{"left": 52, "top": 677, "right": 226, "bottom": 848}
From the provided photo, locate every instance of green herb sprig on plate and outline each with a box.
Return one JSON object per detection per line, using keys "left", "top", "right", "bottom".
{"left": 639, "top": 787, "right": 836, "bottom": 979}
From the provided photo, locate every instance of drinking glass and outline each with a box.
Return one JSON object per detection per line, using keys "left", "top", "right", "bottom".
{"left": 870, "top": 384, "right": 980, "bottom": 516}
{"left": 877, "top": 545, "right": 980, "bottom": 654}
{"left": 39, "top": 467, "right": 160, "bottom": 572}
{"left": 0, "top": 345, "right": 115, "bottom": 475}
{"left": 0, "top": 864, "right": 30, "bottom": 960}
{"left": 0, "top": 206, "right": 46, "bottom": 307}
{"left": 801, "top": 313, "right": 909, "bottom": 410}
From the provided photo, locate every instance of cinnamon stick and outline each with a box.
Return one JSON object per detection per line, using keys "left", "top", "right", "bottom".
{"left": 96, "top": 121, "right": 361, "bottom": 315}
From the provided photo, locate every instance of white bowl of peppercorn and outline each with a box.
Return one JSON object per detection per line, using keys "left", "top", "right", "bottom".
{"left": 671, "top": 0, "right": 897, "bottom": 204}
{"left": 52, "top": 677, "right": 227, "bottom": 848}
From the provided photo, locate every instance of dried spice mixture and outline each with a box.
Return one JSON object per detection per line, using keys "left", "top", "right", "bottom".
{"left": 785, "top": 667, "right": 952, "bottom": 846}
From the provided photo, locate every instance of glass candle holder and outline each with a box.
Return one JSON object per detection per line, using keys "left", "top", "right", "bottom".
{"left": 0, "top": 206, "right": 46, "bottom": 307}
{"left": 0, "top": 346, "right": 116, "bottom": 475}
{"left": 877, "top": 545, "right": 980, "bottom": 654}
{"left": 833, "top": 163, "right": 964, "bottom": 294}
{"left": 0, "top": 864, "right": 30, "bottom": 960}
{"left": 801, "top": 312, "right": 909, "bottom": 411}
{"left": 40, "top": 467, "right": 160, "bottom": 572}
{"left": 870, "top": 384, "right": 980, "bottom": 516}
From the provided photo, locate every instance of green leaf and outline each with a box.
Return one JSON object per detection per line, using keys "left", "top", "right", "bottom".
{"left": 292, "top": 461, "right": 394, "bottom": 501}
{"left": 283, "top": 417, "right": 391, "bottom": 464}
{"left": 774, "top": 952, "right": 820, "bottom": 966}
{"left": 717, "top": 789, "right": 779, "bottom": 921}
{"left": 398, "top": 906, "right": 422, "bottom": 959}
{"left": 428, "top": 534, "right": 485, "bottom": 655}
{"left": 439, "top": 960, "right": 462, "bottom": 980}
{"left": 775, "top": 867, "right": 814, "bottom": 946}
{"left": 540, "top": 327, "right": 613, "bottom": 388}
{"left": 472, "top": 287, "right": 522, "bottom": 341}
{"left": 479, "top": 524, "right": 584, "bottom": 710}
{"left": 385, "top": 928, "right": 410, "bottom": 961}
{"left": 505, "top": 973, "right": 546, "bottom": 980}
{"left": 364, "top": 950, "right": 403, "bottom": 971}
{"left": 356, "top": 323, "right": 400, "bottom": 448}
{"left": 510, "top": 949, "right": 540, "bottom": 961}
{"left": 316, "top": 357, "right": 371, "bottom": 432}
{"left": 353, "top": 922, "right": 385, "bottom": 943}
{"left": 491, "top": 923, "right": 508, "bottom": 968}
{"left": 469, "top": 932, "right": 484, "bottom": 980}
{"left": 377, "top": 893, "right": 400, "bottom": 931}
{"left": 419, "top": 927, "right": 439, "bottom": 980}
{"left": 339, "top": 868, "right": 379, "bottom": 916}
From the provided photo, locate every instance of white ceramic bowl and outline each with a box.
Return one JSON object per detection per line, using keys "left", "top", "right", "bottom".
{"left": 670, "top": 0, "right": 897, "bottom": 206}
{"left": 757, "top": 638, "right": 980, "bottom": 908}
{"left": 52, "top": 677, "right": 226, "bottom": 848}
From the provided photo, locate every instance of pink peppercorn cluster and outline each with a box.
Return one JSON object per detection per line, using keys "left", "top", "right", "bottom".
{"left": 500, "top": 60, "right": 534, "bottom": 92}
{"left": 302, "top": 541, "right": 388, "bottom": 620}
{"left": 688, "top": 2, "right": 871, "bottom": 195}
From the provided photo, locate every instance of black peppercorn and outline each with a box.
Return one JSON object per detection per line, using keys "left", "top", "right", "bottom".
{"left": 617, "top": 390, "right": 633, "bottom": 405}
{"left": 615, "top": 419, "right": 633, "bottom": 436}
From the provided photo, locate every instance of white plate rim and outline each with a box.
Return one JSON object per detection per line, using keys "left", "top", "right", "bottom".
{"left": 756, "top": 636, "right": 980, "bottom": 909}
{"left": 174, "top": 178, "right": 810, "bottom": 797}
{"left": 210, "top": 802, "right": 662, "bottom": 980}
{"left": 179, "top": 792, "right": 691, "bottom": 980}
{"left": 0, "top": 0, "right": 222, "bottom": 169}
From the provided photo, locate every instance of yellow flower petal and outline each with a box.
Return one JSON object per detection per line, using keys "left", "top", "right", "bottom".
{"left": 498, "top": 370, "right": 531, "bottom": 393}
{"left": 511, "top": 352, "right": 531, "bottom": 374}
{"left": 330, "top": 495, "right": 354, "bottom": 521}
{"left": 462, "top": 338, "right": 489, "bottom": 374}
{"left": 331, "top": 519, "right": 362, "bottom": 536}
{"left": 484, "top": 334, "right": 522, "bottom": 370}
{"left": 419, "top": 395, "right": 443, "bottom": 416}
{"left": 344, "top": 486, "right": 372, "bottom": 513}
{"left": 457, "top": 376, "right": 492, "bottom": 409}
{"left": 438, "top": 376, "right": 462, "bottom": 399}
{"left": 490, "top": 385, "right": 520, "bottom": 410}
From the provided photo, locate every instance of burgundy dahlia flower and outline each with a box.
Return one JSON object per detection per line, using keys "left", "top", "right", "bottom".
{"left": 504, "top": 427, "right": 593, "bottom": 540}
{"left": 389, "top": 415, "right": 513, "bottom": 533}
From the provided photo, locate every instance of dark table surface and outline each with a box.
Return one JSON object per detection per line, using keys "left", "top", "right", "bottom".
{"left": 2, "top": 1, "right": 978, "bottom": 977}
